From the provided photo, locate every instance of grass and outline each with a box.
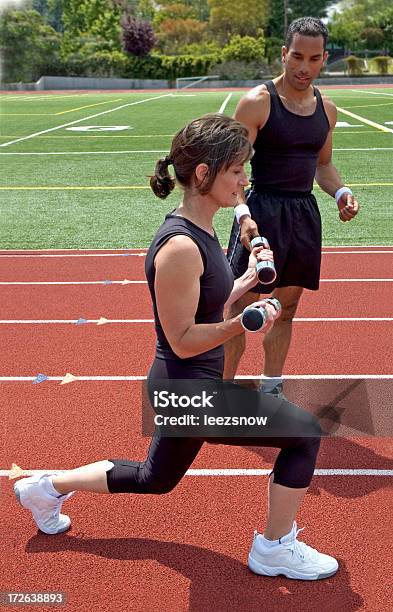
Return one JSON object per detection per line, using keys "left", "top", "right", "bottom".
{"left": 0, "top": 87, "right": 392, "bottom": 249}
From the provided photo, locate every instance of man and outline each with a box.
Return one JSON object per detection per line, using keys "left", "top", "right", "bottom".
{"left": 224, "top": 16, "right": 359, "bottom": 395}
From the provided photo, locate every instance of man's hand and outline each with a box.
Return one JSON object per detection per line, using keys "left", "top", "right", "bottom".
{"left": 239, "top": 216, "right": 259, "bottom": 250}
{"left": 247, "top": 245, "right": 274, "bottom": 284}
{"left": 337, "top": 193, "right": 360, "bottom": 222}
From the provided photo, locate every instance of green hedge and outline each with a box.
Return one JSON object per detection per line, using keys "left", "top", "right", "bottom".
{"left": 58, "top": 50, "right": 221, "bottom": 79}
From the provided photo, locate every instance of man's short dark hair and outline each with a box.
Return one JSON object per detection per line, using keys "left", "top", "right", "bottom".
{"left": 285, "top": 17, "right": 329, "bottom": 51}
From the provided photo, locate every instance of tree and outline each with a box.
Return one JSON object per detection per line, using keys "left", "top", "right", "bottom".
{"left": 153, "top": 2, "right": 197, "bottom": 29}
{"left": 121, "top": 13, "right": 156, "bottom": 56}
{"left": 155, "top": 17, "right": 206, "bottom": 54}
{"left": 61, "top": 0, "right": 123, "bottom": 55}
{"left": 360, "top": 27, "right": 384, "bottom": 48}
{"left": 328, "top": 1, "right": 393, "bottom": 51}
{"left": 0, "top": 9, "right": 61, "bottom": 81}
{"left": 371, "top": 6, "right": 393, "bottom": 52}
{"left": 267, "top": 0, "right": 335, "bottom": 39}
{"left": 208, "top": 0, "right": 269, "bottom": 43}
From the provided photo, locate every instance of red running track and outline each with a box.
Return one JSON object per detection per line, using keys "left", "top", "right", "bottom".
{"left": 0, "top": 249, "right": 392, "bottom": 281}
{"left": 1, "top": 281, "right": 393, "bottom": 319}
{"left": 1, "top": 248, "right": 392, "bottom": 611}
{"left": 1, "top": 321, "right": 392, "bottom": 376}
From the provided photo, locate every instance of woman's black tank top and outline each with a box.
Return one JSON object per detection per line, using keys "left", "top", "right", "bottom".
{"left": 145, "top": 213, "right": 234, "bottom": 364}
{"left": 250, "top": 80, "right": 330, "bottom": 193}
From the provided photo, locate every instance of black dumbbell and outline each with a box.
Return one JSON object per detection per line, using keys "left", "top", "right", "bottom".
{"left": 250, "top": 236, "right": 277, "bottom": 284}
{"left": 241, "top": 298, "right": 282, "bottom": 332}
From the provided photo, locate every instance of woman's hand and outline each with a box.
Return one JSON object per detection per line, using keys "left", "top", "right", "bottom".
{"left": 247, "top": 246, "right": 274, "bottom": 284}
{"left": 243, "top": 299, "right": 281, "bottom": 333}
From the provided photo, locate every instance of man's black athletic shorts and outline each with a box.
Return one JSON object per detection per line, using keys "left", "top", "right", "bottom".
{"left": 227, "top": 188, "right": 322, "bottom": 294}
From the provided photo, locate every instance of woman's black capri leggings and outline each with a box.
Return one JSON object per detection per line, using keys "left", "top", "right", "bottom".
{"left": 107, "top": 358, "right": 321, "bottom": 494}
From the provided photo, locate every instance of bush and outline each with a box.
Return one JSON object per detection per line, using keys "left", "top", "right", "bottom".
{"left": 121, "top": 14, "right": 156, "bottom": 57}
{"left": 344, "top": 55, "right": 364, "bottom": 76}
{"left": 371, "top": 55, "right": 392, "bottom": 74}
{"left": 159, "top": 54, "right": 221, "bottom": 80}
{"left": 222, "top": 34, "right": 265, "bottom": 63}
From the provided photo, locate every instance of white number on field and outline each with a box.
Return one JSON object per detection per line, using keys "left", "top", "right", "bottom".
{"left": 336, "top": 122, "right": 363, "bottom": 128}
{"left": 66, "top": 126, "right": 132, "bottom": 132}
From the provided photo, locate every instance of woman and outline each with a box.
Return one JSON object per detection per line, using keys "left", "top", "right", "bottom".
{"left": 15, "top": 114, "right": 338, "bottom": 581}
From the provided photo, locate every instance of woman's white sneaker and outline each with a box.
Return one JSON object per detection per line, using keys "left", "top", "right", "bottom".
{"left": 14, "top": 474, "right": 74, "bottom": 535}
{"left": 248, "top": 521, "right": 338, "bottom": 580}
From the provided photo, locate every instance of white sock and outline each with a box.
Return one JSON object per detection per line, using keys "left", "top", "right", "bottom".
{"left": 261, "top": 524, "right": 293, "bottom": 548}
{"left": 261, "top": 536, "right": 280, "bottom": 548}
{"left": 42, "top": 475, "right": 63, "bottom": 498}
{"left": 261, "top": 376, "right": 283, "bottom": 393}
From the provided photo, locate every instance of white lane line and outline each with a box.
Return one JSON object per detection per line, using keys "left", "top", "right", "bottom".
{"left": 1, "top": 317, "right": 392, "bottom": 324}
{"left": 320, "top": 279, "right": 393, "bottom": 282}
{"left": 0, "top": 250, "right": 392, "bottom": 259}
{"left": 322, "top": 251, "right": 393, "bottom": 254}
{"left": 1, "top": 278, "right": 393, "bottom": 286}
{"left": 336, "top": 106, "right": 393, "bottom": 133}
{"left": 187, "top": 469, "right": 393, "bottom": 476}
{"left": 0, "top": 94, "right": 173, "bottom": 148}
{"left": 0, "top": 245, "right": 391, "bottom": 253}
{"left": 218, "top": 93, "right": 233, "bottom": 114}
{"left": 0, "top": 253, "right": 146, "bottom": 258}
{"left": 0, "top": 281, "right": 146, "bottom": 285}
{"left": 0, "top": 248, "right": 148, "bottom": 252}
{"left": 1, "top": 375, "right": 392, "bottom": 382}
{"left": 1, "top": 469, "right": 392, "bottom": 478}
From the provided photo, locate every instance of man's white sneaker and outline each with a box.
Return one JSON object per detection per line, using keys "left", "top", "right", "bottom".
{"left": 261, "top": 382, "right": 287, "bottom": 401}
{"left": 14, "top": 473, "right": 74, "bottom": 535}
{"left": 248, "top": 521, "right": 338, "bottom": 580}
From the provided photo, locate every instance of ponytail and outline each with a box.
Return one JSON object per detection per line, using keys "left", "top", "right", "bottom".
{"left": 150, "top": 156, "right": 176, "bottom": 199}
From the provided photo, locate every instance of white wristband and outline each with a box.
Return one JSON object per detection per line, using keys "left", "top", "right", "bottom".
{"left": 335, "top": 186, "right": 353, "bottom": 204}
{"left": 234, "top": 204, "right": 251, "bottom": 224}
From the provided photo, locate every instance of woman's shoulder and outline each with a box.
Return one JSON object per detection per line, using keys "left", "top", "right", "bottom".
{"left": 154, "top": 234, "right": 203, "bottom": 277}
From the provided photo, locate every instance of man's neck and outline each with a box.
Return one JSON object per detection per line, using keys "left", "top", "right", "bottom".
{"left": 275, "top": 74, "right": 314, "bottom": 103}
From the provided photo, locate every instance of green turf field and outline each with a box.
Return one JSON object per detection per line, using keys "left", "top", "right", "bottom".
{"left": 0, "top": 87, "right": 392, "bottom": 248}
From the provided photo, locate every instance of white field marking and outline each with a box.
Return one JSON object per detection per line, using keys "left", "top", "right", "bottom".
{"left": 1, "top": 279, "right": 393, "bottom": 286}
{"left": 333, "top": 147, "right": 393, "bottom": 151}
{"left": 2, "top": 182, "right": 393, "bottom": 191}
{"left": 336, "top": 121, "right": 362, "bottom": 127}
{"left": 336, "top": 106, "right": 393, "bottom": 133}
{"left": 351, "top": 90, "right": 393, "bottom": 98}
{"left": 1, "top": 317, "right": 392, "bottom": 324}
{"left": 2, "top": 146, "right": 393, "bottom": 156}
{"left": 0, "top": 150, "right": 168, "bottom": 156}
{"left": 0, "top": 93, "right": 173, "bottom": 148}
{"left": 0, "top": 94, "right": 90, "bottom": 100}
{"left": 1, "top": 468, "right": 392, "bottom": 478}
{"left": 1, "top": 375, "right": 392, "bottom": 382}
{"left": 218, "top": 93, "right": 232, "bottom": 114}
{"left": 0, "top": 186, "right": 150, "bottom": 191}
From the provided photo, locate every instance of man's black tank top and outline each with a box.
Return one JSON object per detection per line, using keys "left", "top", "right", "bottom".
{"left": 250, "top": 80, "right": 330, "bottom": 193}
{"left": 145, "top": 213, "right": 234, "bottom": 364}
